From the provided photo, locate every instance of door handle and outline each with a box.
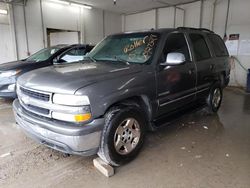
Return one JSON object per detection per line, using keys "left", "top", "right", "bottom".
{"left": 188, "top": 68, "right": 195, "bottom": 75}
{"left": 210, "top": 64, "right": 215, "bottom": 70}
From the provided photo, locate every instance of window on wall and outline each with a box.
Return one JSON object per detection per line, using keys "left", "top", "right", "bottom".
{"left": 163, "top": 33, "right": 190, "bottom": 61}
{"left": 189, "top": 34, "right": 211, "bottom": 61}
{"left": 207, "top": 34, "right": 229, "bottom": 57}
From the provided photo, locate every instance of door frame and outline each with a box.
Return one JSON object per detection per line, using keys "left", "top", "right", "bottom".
{"left": 156, "top": 31, "right": 197, "bottom": 116}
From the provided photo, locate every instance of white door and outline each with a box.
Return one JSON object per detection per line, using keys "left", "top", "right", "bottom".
{"left": 50, "top": 32, "right": 79, "bottom": 46}
{"left": 0, "top": 24, "right": 16, "bottom": 64}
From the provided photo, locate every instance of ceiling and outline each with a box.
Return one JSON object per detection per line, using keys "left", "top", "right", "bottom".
{"left": 0, "top": 0, "right": 199, "bottom": 13}
{"left": 0, "top": 0, "right": 25, "bottom": 5}
{"left": 71, "top": 0, "right": 199, "bottom": 14}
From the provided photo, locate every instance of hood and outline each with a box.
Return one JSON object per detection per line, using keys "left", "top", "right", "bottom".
{"left": 0, "top": 60, "right": 37, "bottom": 71}
{"left": 18, "top": 61, "right": 143, "bottom": 95}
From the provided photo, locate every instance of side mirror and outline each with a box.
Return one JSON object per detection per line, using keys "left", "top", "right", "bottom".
{"left": 160, "top": 52, "right": 186, "bottom": 66}
{"left": 53, "top": 57, "right": 66, "bottom": 64}
{"left": 53, "top": 57, "right": 59, "bottom": 64}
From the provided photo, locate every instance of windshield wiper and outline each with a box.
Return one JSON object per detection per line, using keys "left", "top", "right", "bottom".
{"left": 113, "top": 56, "right": 130, "bottom": 65}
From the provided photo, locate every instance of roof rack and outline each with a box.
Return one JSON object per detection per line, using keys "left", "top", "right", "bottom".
{"left": 177, "top": 27, "right": 214, "bottom": 33}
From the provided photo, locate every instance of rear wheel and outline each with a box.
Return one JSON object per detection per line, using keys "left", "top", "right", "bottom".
{"left": 205, "top": 83, "right": 223, "bottom": 114}
{"left": 98, "top": 105, "right": 146, "bottom": 166}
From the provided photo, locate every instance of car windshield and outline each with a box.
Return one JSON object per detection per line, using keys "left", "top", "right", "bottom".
{"left": 86, "top": 33, "right": 159, "bottom": 64}
{"left": 26, "top": 47, "right": 61, "bottom": 62}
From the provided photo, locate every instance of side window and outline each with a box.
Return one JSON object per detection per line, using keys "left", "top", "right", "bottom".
{"left": 207, "top": 34, "right": 229, "bottom": 57}
{"left": 163, "top": 33, "right": 190, "bottom": 61}
{"left": 189, "top": 34, "right": 211, "bottom": 61}
{"left": 59, "top": 48, "right": 86, "bottom": 63}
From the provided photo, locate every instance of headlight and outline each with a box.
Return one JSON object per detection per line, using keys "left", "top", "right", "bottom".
{"left": 53, "top": 94, "right": 90, "bottom": 106}
{"left": 7, "top": 84, "right": 16, "bottom": 91}
{"left": 0, "top": 70, "right": 21, "bottom": 77}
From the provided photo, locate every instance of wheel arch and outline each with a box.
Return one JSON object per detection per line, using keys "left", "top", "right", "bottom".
{"left": 104, "top": 95, "right": 154, "bottom": 131}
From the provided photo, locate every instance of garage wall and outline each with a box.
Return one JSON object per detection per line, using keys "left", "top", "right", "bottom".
{"left": 0, "top": 3, "right": 16, "bottom": 63}
{"left": 123, "top": 0, "right": 250, "bottom": 87}
{"left": 83, "top": 8, "right": 104, "bottom": 44}
{"left": 213, "top": 0, "right": 250, "bottom": 87}
{"left": 104, "top": 11, "right": 123, "bottom": 37}
{"left": 123, "top": 7, "right": 185, "bottom": 32}
{"left": 0, "top": 0, "right": 122, "bottom": 63}
{"left": 124, "top": 10, "right": 156, "bottom": 31}
{"left": 157, "top": 7, "right": 175, "bottom": 28}
{"left": 187, "top": 0, "right": 250, "bottom": 87}
{"left": 1, "top": 0, "right": 249, "bottom": 87}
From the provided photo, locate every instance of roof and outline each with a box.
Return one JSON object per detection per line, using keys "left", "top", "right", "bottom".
{"left": 113, "top": 27, "right": 214, "bottom": 36}
{"left": 51, "top": 44, "right": 93, "bottom": 49}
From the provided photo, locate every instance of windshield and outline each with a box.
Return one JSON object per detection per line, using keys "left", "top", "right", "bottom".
{"left": 87, "top": 33, "right": 159, "bottom": 64}
{"left": 26, "top": 47, "right": 61, "bottom": 62}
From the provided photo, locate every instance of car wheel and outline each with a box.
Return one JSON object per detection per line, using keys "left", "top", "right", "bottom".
{"left": 206, "top": 83, "right": 223, "bottom": 114}
{"left": 98, "top": 105, "right": 146, "bottom": 166}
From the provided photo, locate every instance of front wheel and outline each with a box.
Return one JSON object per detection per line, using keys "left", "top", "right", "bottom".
{"left": 98, "top": 106, "right": 146, "bottom": 166}
{"left": 205, "top": 84, "right": 223, "bottom": 114}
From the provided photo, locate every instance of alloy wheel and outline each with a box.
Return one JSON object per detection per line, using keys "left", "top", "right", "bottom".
{"left": 212, "top": 88, "right": 221, "bottom": 108}
{"left": 114, "top": 118, "right": 141, "bottom": 155}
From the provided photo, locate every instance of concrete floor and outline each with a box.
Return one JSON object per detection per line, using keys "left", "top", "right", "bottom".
{"left": 0, "top": 88, "right": 249, "bottom": 188}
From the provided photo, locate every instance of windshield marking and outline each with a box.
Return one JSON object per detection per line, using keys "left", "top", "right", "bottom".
{"left": 143, "top": 34, "right": 158, "bottom": 58}
{"left": 123, "top": 38, "right": 146, "bottom": 54}
{"left": 123, "top": 34, "right": 158, "bottom": 61}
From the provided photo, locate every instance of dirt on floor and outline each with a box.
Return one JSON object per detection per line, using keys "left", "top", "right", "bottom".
{"left": 0, "top": 88, "right": 250, "bottom": 188}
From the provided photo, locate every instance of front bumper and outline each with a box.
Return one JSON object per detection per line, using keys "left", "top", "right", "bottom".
{"left": 0, "top": 77, "right": 17, "bottom": 98}
{"left": 13, "top": 99, "right": 104, "bottom": 156}
{"left": 0, "top": 91, "right": 16, "bottom": 98}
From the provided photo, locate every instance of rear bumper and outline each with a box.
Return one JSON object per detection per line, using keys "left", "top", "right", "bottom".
{"left": 13, "top": 99, "right": 104, "bottom": 156}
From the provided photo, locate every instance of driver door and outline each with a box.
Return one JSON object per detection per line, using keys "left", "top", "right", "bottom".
{"left": 157, "top": 32, "right": 196, "bottom": 116}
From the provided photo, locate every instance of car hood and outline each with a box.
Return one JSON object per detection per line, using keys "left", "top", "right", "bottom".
{"left": 18, "top": 61, "right": 143, "bottom": 95}
{"left": 0, "top": 60, "right": 36, "bottom": 71}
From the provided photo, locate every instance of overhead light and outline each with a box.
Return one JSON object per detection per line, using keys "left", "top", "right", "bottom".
{"left": 71, "top": 3, "right": 92, "bottom": 9}
{"left": 50, "top": 0, "right": 70, "bottom": 5}
{"left": 0, "top": 9, "right": 8, "bottom": 15}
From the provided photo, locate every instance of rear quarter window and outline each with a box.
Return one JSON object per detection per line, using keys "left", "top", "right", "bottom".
{"left": 208, "top": 34, "right": 229, "bottom": 57}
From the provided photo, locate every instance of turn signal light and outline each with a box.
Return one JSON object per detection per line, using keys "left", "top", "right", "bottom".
{"left": 74, "top": 113, "right": 92, "bottom": 122}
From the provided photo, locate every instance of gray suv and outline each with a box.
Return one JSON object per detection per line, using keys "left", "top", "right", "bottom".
{"left": 13, "top": 27, "right": 230, "bottom": 166}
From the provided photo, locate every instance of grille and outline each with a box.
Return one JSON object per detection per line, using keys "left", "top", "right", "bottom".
{"left": 20, "top": 87, "right": 50, "bottom": 102}
{"left": 25, "top": 104, "right": 50, "bottom": 115}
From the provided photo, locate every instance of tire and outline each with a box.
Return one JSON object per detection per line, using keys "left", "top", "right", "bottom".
{"left": 220, "top": 74, "right": 225, "bottom": 88}
{"left": 205, "top": 83, "right": 223, "bottom": 114}
{"left": 98, "top": 105, "right": 146, "bottom": 166}
{"left": 225, "top": 76, "right": 230, "bottom": 87}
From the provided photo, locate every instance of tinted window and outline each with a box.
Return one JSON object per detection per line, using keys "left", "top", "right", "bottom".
{"left": 190, "top": 34, "right": 211, "bottom": 61}
{"left": 163, "top": 33, "right": 190, "bottom": 61}
{"left": 59, "top": 48, "right": 86, "bottom": 63}
{"left": 208, "top": 34, "right": 229, "bottom": 57}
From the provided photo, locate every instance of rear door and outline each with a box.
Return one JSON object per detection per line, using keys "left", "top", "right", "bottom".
{"left": 157, "top": 32, "right": 196, "bottom": 116}
{"left": 207, "top": 34, "right": 230, "bottom": 83}
{"left": 188, "top": 33, "right": 214, "bottom": 98}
